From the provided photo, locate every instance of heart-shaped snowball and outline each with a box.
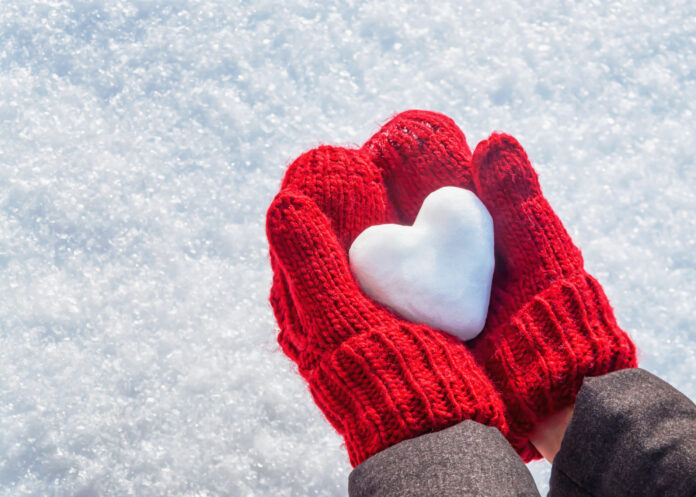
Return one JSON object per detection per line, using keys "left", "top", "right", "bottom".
{"left": 349, "top": 186, "right": 494, "bottom": 341}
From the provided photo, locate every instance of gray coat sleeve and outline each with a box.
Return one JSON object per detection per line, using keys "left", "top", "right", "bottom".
{"left": 348, "top": 368, "right": 696, "bottom": 497}
{"left": 549, "top": 368, "right": 696, "bottom": 497}
{"left": 348, "top": 420, "right": 540, "bottom": 497}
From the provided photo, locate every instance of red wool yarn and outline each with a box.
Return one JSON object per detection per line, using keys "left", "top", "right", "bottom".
{"left": 266, "top": 116, "right": 508, "bottom": 467}
{"left": 266, "top": 110, "right": 637, "bottom": 465}
{"left": 469, "top": 133, "right": 637, "bottom": 460}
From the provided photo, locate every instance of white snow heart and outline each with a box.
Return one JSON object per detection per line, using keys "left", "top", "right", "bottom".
{"left": 348, "top": 186, "right": 495, "bottom": 341}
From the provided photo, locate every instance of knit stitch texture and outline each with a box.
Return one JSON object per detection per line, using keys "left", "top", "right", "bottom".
{"left": 266, "top": 111, "right": 637, "bottom": 466}
{"left": 266, "top": 117, "right": 508, "bottom": 466}
{"left": 469, "top": 133, "right": 638, "bottom": 461}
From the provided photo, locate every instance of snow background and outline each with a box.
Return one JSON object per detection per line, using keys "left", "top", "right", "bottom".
{"left": 1, "top": 0, "right": 694, "bottom": 495}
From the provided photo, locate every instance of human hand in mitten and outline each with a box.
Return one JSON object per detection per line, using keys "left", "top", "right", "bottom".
{"left": 362, "top": 115, "right": 638, "bottom": 461}
{"left": 266, "top": 112, "right": 507, "bottom": 467}
{"left": 468, "top": 133, "right": 638, "bottom": 461}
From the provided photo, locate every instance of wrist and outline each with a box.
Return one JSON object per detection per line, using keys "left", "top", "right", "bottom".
{"left": 529, "top": 405, "right": 574, "bottom": 463}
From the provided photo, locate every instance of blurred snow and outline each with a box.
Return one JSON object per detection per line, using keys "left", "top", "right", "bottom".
{"left": 0, "top": 0, "right": 694, "bottom": 495}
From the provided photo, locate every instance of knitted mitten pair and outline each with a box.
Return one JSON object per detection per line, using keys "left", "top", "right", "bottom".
{"left": 266, "top": 110, "right": 637, "bottom": 465}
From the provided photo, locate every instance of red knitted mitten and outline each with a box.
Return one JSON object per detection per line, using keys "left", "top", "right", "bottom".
{"left": 267, "top": 134, "right": 507, "bottom": 466}
{"left": 470, "top": 133, "right": 638, "bottom": 461}
{"left": 362, "top": 109, "right": 473, "bottom": 224}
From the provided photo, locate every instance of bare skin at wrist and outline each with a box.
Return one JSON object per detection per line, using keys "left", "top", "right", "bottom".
{"left": 529, "top": 405, "right": 575, "bottom": 463}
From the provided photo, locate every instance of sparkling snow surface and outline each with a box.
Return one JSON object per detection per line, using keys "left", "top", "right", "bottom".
{"left": 1, "top": 1, "right": 694, "bottom": 496}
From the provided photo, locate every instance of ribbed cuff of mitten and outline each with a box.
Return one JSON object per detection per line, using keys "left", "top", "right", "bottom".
{"left": 308, "top": 322, "right": 509, "bottom": 467}
{"left": 474, "top": 271, "right": 638, "bottom": 461}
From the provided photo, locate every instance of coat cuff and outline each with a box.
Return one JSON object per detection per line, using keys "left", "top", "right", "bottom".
{"left": 550, "top": 368, "right": 696, "bottom": 497}
{"left": 349, "top": 420, "right": 539, "bottom": 497}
